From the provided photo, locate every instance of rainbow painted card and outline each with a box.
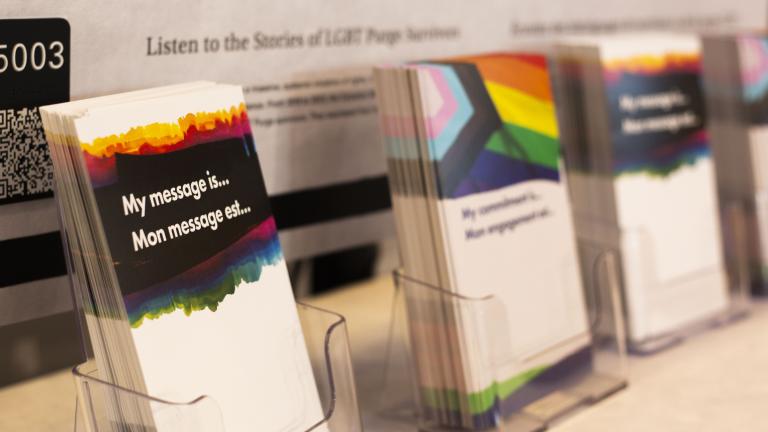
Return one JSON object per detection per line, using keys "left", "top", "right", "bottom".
{"left": 724, "top": 35, "right": 768, "bottom": 294}
{"left": 601, "top": 37, "right": 728, "bottom": 344}
{"left": 556, "top": 35, "right": 729, "bottom": 345}
{"left": 735, "top": 35, "right": 768, "bottom": 293}
{"left": 46, "top": 84, "right": 323, "bottom": 431}
{"left": 377, "top": 54, "right": 591, "bottom": 426}
{"left": 702, "top": 34, "right": 768, "bottom": 296}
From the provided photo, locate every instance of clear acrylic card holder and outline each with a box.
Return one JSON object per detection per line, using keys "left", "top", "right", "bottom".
{"left": 723, "top": 191, "right": 768, "bottom": 297}
{"left": 72, "top": 302, "right": 362, "bottom": 432}
{"left": 573, "top": 204, "right": 751, "bottom": 354}
{"left": 378, "top": 250, "right": 628, "bottom": 431}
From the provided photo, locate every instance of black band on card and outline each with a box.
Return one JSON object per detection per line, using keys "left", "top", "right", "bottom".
{"left": 270, "top": 176, "right": 392, "bottom": 230}
{"left": 0, "top": 231, "right": 67, "bottom": 288}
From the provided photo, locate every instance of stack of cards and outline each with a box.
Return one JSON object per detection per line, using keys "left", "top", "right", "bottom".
{"left": 40, "top": 83, "right": 323, "bottom": 431}
{"left": 703, "top": 33, "right": 768, "bottom": 295}
{"left": 374, "top": 53, "right": 591, "bottom": 428}
{"left": 552, "top": 34, "right": 729, "bottom": 346}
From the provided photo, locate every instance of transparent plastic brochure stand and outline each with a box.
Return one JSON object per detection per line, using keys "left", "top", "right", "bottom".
{"left": 724, "top": 191, "right": 768, "bottom": 297}
{"left": 378, "top": 251, "right": 628, "bottom": 431}
{"left": 575, "top": 205, "right": 751, "bottom": 355}
{"left": 72, "top": 302, "right": 362, "bottom": 432}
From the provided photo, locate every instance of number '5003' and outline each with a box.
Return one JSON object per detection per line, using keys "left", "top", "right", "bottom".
{"left": 0, "top": 41, "right": 65, "bottom": 73}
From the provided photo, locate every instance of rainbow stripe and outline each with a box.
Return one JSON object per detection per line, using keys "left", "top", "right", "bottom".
{"left": 419, "top": 346, "right": 592, "bottom": 428}
{"left": 82, "top": 104, "right": 250, "bottom": 187}
{"left": 417, "top": 54, "right": 562, "bottom": 198}
{"left": 603, "top": 52, "right": 701, "bottom": 84}
{"left": 125, "top": 217, "right": 281, "bottom": 328}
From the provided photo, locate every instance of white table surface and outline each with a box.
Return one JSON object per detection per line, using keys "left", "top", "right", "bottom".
{"left": 307, "top": 276, "right": 768, "bottom": 432}
{"left": 1, "top": 275, "right": 767, "bottom": 431}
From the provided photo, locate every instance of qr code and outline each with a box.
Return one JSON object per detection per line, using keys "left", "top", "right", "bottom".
{"left": 0, "top": 107, "right": 53, "bottom": 204}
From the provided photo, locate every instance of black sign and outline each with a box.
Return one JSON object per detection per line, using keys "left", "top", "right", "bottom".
{"left": 0, "top": 18, "right": 70, "bottom": 205}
